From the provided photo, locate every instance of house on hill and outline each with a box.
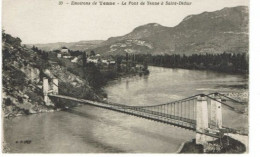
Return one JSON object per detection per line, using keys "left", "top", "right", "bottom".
{"left": 102, "top": 58, "right": 116, "bottom": 65}
{"left": 86, "top": 53, "right": 102, "bottom": 64}
{"left": 57, "top": 46, "right": 71, "bottom": 58}
{"left": 86, "top": 53, "right": 115, "bottom": 66}
{"left": 61, "top": 47, "right": 69, "bottom": 53}
{"left": 108, "top": 58, "right": 116, "bottom": 65}
{"left": 71, "top": 57, "right": 78, "bottom": 63}
{"left": 87, "top": 56, "right": 101, "bottom": 64}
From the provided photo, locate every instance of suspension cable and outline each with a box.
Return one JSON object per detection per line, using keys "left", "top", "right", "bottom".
{"left": 204, "top": 95, "right": 236, "bottom": 110}
{"left": 206, "top": 92, "right": 247, "bottom": 105}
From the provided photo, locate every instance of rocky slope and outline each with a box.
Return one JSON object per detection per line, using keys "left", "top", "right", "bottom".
{"left": 2, "top": 32, "right": 101, "bottom": 118}
{"left": 93, "top": 6, "right": 248, "bottom": 55}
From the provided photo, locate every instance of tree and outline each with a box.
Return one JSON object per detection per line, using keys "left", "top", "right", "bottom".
{"left": 126, "top": 52, "right": 129, "bottom": 61}
{"left": 143, "top": 58, "right": 148, "bottom": 70}
{"left": 90, "top": 50, "right": 95, "bottom": 56}
{"left": 116, "top": 57, "right": 122, "bottom": 72}
{"left": 82, "top": 52, "right": 86, "bottom": 67}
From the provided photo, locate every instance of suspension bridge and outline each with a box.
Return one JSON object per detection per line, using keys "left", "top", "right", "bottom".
{"left": 42, "top": 77, "right": 248, "bottom": 147}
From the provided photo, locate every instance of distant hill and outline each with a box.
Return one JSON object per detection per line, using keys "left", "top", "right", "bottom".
{"left": 26, "top": 40, "right": 104, "bottom": 51}
{"left": 93, "top": 6, "right": 248, "bottom": 56}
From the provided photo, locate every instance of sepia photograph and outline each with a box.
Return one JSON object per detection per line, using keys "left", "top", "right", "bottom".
{"left": 1, "top": 0, "right": 250, "bottom": 154}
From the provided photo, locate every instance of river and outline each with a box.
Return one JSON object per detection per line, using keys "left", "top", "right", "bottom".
{"left": 4, "top": 66, "right": 248, "bottom": 153}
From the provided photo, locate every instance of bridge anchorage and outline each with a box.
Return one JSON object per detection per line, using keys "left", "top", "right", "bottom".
{"left": 43, "top": 78, "right": 247, "bottom": 149}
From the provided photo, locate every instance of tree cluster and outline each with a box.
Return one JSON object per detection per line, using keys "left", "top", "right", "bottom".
{"left": 134, "top": 52, "right": 248, "bottom": 74}
{"left": 2, "top": 30, "right": 22, "bottom": 47}
{"left": 31, "top": 46, "right": 49, "bottom": 61}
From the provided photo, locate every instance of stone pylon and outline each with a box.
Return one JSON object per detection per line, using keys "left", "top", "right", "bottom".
{"left": 52, "top": 78, "right": 58, "bottom": 95}
{"left": 196, "top": 95, "right": 209, "bottom": 145}
{"left": 210, "top": 94, "right": 222, "bottom": 128}
{"left": 43, "top": 77, "right": 51, "bottom": 106}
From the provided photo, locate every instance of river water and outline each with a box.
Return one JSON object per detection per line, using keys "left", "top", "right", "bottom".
{"left": 4, "top": 66, "right": 248, "bottom": 153}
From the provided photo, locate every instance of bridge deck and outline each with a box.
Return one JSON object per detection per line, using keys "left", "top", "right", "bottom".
{"left": 48, "top": 94, "right": 196, "bottom": 131}
{"left": 48, "top": 94, "right": 246, "bottom": 138}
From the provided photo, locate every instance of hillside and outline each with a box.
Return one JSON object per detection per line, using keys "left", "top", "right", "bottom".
{"left": 2, "top": 32, "right": 102, "bottom": 117}
{"left": 93, "top": 6, "right": 248, "bottom": 55}
{"left": 26, "top": 40, "right": 104, "bottom": 51}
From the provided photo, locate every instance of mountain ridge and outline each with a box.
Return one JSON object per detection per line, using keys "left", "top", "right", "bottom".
{"left": 93, "top": 6, "right": 248, "bottom": 55}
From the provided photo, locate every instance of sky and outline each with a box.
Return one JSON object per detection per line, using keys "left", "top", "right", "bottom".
{"left": 2, "top": 0, "right": 248, "bottom": 44}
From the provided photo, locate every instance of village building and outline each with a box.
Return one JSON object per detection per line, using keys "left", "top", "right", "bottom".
{"left": 63, "top": 55, "right": 72, "bottom": 59}
{"left": 85, "top": 53, "right": 116, "bottom": 66}
{"left": 86, "top": 53, "right": 101, "bottom": 64}
{"left": 56, "top": 46, "right": 72, "bottom": 58}
{"left": 136, "top": 64, "right": 144, "bottom": 70}
{"left": 71, "top": 57, "right": 79, "bottom": 63}
{"left": 87, "top": 57, "right": 101, "bottom": 64}
{"left": 60, "top": 47, "right": 69, "bottom": 53}
{"left": 108, "top": 59, "right": 116, "bottom": 65}
{"left": 101, "top": 59, "right": 109, "bottom": 65}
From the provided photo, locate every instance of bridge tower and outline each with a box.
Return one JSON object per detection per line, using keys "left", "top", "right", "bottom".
{"left": 42, "top": 77, "right": 58, "bottom": 106}
{"left": 195, "top": 94, "right": 223, "bottom": 145}
{"left": 210, "top": 94, "right": 222, "bottom": 128}
{"left": 52, "top": 78, "right": 59, "bottom": 95}
{"left": 43, "top": 77, "right": 51, "bottom": 106}
{"left": 196, "top": 95, "right": 209, "bottom": 145}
